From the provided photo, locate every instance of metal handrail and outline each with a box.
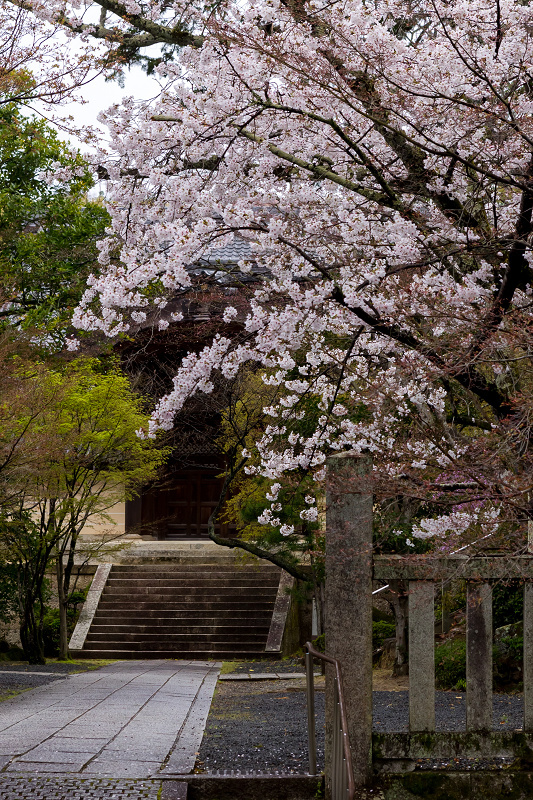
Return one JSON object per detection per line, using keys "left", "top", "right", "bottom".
{"left": 304, "top": 641, "right": 356, "bottom": 800}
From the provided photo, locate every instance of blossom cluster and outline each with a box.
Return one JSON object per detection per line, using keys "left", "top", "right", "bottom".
{"left": 55, "top": 0, "right": 533, "bottom": 540}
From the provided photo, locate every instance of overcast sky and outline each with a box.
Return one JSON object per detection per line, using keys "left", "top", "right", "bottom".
{"left": 57, "top": 64, "right": 162, "bottom": 152}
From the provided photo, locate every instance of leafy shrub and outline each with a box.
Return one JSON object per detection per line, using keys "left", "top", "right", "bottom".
{"left": 1, "top": 646, "right": 25, "bottom": 661}
{"left": 435, "top": 639, "right": 466, "bottom": 689}
{"left": 373, "top": 621, "right": 396, "bottom": 650}
{"left": 492, "top": 583, "right": 523, "bottom": 630}
{"left": 42, "top": 608, "right": 60, "bottom": 657}
{"left": 42, "top": 588, "right": 88, "bottom": 658}
{"left": 436, "top": 635, "right": 524, "bottom": 690}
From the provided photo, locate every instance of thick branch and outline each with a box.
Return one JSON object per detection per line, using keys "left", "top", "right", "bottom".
{"left": 206, "top": 459, "right": 310, "bottom": 581}
{"left": 208, "top": 529, "right": 310, "bottom": 581}
{"left": 28, "top": 0, "right": 205, "bottom": 49}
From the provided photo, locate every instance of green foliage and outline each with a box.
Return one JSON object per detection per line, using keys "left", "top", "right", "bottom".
{"left": 372, "top": 621, "right": 396, "bottom": 650}
{"left": 10, "top": 357, "right": 168, "bottom": 497}
{"left": 0, "top": 358, "right": 168, "bottom": 663}
{"left": 42, "top": 588, "right": 88, "bottom": 657}
{"left": 0, "top": 560, "right": 18, "bottom": 623}
{"left": 435, "top": 634, "right": 525, "bottom": 690}
{"left": 41, "top": 608, "right": 60, "bottom": 657}
{"left": 492, "top": 582, "right": 523, "bottom": 630}
{"left": 0, "top": 512, "right": 52, "bottom": 662}
{"left": 435, "top": 639, "right": 467, "bottom": 690}
{"left": 0, "top": 103, "right": 109, "bottom": 339}
{"left": 0, "top": 642, "right": 25, "bottom": 661}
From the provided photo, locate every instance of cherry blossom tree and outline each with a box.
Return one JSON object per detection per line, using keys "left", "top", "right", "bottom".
{"left": 23, "top": 0, "right": 533, "bottom": 545}
{"left": 0, "top": 1, "right": 107, "bottom": 119}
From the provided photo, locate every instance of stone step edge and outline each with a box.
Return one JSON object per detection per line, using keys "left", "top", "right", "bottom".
{"left": 218, "top": 672, "right": 321, "bottom": 681}
{"left": 71, "top": 651, "right": 277, "bottom": 658}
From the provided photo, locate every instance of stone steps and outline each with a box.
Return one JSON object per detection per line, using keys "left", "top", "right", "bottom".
{"left": 92, "top": 611, "right": 273, "bottom": 622}
{"left": 89, "top": 624, "right": 271, "bottom": 635}
{"left": 75, "top": 562, "right": 282, "bottom": 659}
{"left": 100, "top": 581, "right": 278, "bottom": 602}
{"left": 85, "top": 633, "right": 270, "bottom": 644}
{"left": 105, "top": 578, "right": 280, "bottom": 588}
{"left": 78, "top": 648, "right": 270, "bottom": 659}
{"left": 95, "top": 600, "right": 277, "bottom": 610}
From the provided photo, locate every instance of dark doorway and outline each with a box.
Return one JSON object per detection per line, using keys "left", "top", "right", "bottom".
{"left": 126, "top": 463, "right": 236, "bottom": 540}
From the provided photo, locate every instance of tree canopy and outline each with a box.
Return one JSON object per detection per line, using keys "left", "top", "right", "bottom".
{"left": 0, "top": 354, "right": 167, "bottom": 662}
{"left": 0, "top": 103, "right": 109, "bottom": 340}
{"left": 0, "top": 3, "right": 99, "bottom": 111}
{"left": 13, "top": 0, "right": 533, "bottom": 546}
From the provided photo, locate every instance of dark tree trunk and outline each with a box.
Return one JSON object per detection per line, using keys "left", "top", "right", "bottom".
{"left": 19, "top": 596, "right": 45, "bottom": 665}
{"left": 56, "top": 555, "right": 70, "bottom": 661}
{"left": 56, "top": 529, "right": 76, "bottom": 661}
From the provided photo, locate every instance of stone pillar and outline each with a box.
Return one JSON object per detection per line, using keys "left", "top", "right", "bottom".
{"left": 522, "top": 522, "right": 533, "bottom": 730}
{"left": 466, "top": 582, "right": 492, "bottom": 731}
{"left": 325, "top": 452, "right": 373, "bottom": 794}
{"left": 408, "top": 581, "right": 435, "bottom": 731}
{"left": 524, "top": 583, "right": 533, "bottom": 731}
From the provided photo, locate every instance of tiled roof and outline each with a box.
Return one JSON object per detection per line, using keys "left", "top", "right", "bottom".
{"left": 190, "top": 235, "right": 269, "bottom": 283}
{"left": 197, "top": 236, "right": 253, "bottom": 265}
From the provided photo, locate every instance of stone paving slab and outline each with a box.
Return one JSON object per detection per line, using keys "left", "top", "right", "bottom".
{"left": 82, "top": 760, "right": 164, "bottom": 778}
{"left": 163, "top": 667, "right": 219, "bottom": 775}
{"left": 219, "top": 672, "right": 320, "bottom": 681}
{"left": 0, "top": 659, "right": 220, "bottom": 787}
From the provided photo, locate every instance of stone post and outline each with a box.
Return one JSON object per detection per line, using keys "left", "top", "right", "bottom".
{"left": 325, "top": 452, "right": 373, "bottom": 794}
{"left": 466, "top": 582, "right": 492, "bottom": 731}
{"left": 525, "top": 520, "right": 533, "bottom": 731}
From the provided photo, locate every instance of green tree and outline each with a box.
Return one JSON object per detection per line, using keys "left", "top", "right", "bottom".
{"left": 0, "top": 358, "right": 167, "bottom": 663}
{"left": 0, "top": 103, "right": 109, "bottom": 341}
{"left": 213, "top": 368, "right": 349, "bottom": 636}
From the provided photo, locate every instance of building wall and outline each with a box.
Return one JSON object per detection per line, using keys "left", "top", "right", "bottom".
{"left": 79, "top": 501, "right": 127, "bottom": 540}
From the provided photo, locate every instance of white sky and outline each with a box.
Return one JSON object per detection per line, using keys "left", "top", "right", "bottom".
{"left": 39, "top": 6, "right": 164, "bottom": 152}
{"left": 58, "top": 65, "right": 162, "bottom": 152}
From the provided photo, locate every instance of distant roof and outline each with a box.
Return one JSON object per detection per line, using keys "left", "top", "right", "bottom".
{"left": 189, "top": 235, "right": 269, "bottom": 283}
{"left": 198, "top": 235, "right": 253, "bottom": 265}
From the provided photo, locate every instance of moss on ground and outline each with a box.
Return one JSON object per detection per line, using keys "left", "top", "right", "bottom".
{"left": 219, "top": 661, "right": 242, "bottom": 675}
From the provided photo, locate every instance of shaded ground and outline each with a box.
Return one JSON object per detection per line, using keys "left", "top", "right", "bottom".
{"left": 198, "top": 670, "right": 526, "bottom": 774}
{"left": 0, "top": 661, "right": 114, "bottom": 703}
{"left": 197, "top": 676, "right": 322, "bottom": 774}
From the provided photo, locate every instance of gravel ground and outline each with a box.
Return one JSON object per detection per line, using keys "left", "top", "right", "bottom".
{"left": 197, "top": 680, "right": 526, "bottom": 774}
{"left": 197, "top": 677, "right": 322, "bottom": 774}
{"left": 374, "top": 690, "right": 523, "bottom": 731}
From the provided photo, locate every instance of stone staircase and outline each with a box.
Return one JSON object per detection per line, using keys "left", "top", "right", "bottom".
{"left": 75, "top": 562, "right": 282, "bottom": 659}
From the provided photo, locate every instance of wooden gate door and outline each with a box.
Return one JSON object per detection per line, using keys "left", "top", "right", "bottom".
{"left": 164, "top": 469, "right": 225, "bottom": 539}
{"left": 129, "top": 467, "right": 235, "bottom": 540}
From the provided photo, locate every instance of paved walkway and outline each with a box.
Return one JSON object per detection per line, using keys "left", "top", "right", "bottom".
{"left": 0, "top": 660, "right": 219, "bottom": 792}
